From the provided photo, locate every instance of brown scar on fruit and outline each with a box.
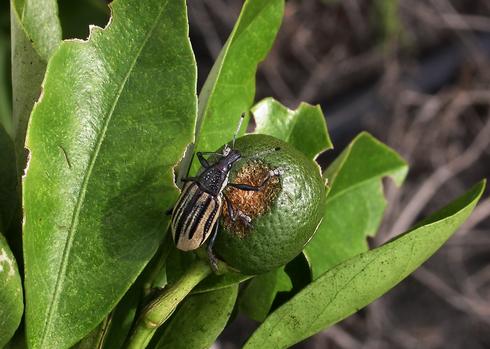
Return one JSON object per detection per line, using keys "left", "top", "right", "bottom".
{"left": 222, "top": 160, "right": 281, "bottom": 237}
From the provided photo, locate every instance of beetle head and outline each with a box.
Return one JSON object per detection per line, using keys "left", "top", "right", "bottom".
{"left": 216, "top": 147, "right": 241, "bottom": 172}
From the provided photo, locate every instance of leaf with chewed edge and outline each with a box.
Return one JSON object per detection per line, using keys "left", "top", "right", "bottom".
{"left": 23, "top": 0, "right": 197, "bottom": 348}
{"left": 10, "top": 0, "right": 61, "bottom": 171}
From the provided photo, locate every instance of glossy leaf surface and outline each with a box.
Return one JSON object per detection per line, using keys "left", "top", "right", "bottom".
{"left": 23, "top": 0, "right": 197, "bottom": 347}
{"left": 0, "top": 33, "right": 12, "bottom": 135}
{"left": 10, "top": 0, "right": 61, "bottom": 169}
{"left": 305, "top": 132, "right": 408, "bottom": 278}
{"left": 245, "top": 181, "right": 485, "bottom": 348}
{"left": 155, "top": 286, "right": 238, "bottom": 349}
{"left": 188, "top": 0, "right": 284, "bottom": 174}
{"left": 239, "top": 267, "right": 292, "bottom": 322}
{"left": 0, "top": 233, "right": 23, "bottom": 348}
{"left": 194, "top": 270, "right": 251, "bottom": 293}
{"left": 253, "top": 97, "right": 332, "bottom": 159}
{"left": 100, "top": 283, "right": 141, "bottom": 349}
{"left": 10, "top": 1, "right": 46, "bottom": 167}
{"left": 21, "top": 0, "right": 62, "bottom": 60}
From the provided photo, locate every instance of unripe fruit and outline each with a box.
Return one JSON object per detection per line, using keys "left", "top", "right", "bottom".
{"left": 214, "top": 134, "right": 326, "bottom": 275}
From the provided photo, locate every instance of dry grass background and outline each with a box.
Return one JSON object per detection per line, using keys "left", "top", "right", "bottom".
{"left": 187, "top": 1, "right": 490, "bottom": 348}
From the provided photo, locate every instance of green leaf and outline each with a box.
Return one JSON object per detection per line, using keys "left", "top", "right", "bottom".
{"left": 240, "top": 267, "right": 292, "bottom": 322}
{"left": 252, "top": 97, "right": 332, "bottom": 159}
{"left": 23, "top": 0, "right": 197, "bottom": 347}
{"left": 155, "top": 286, "right": 238, "bottom": 349}
{"left": 0, "top": 32, "right": 12, "bottom": 136}
{"left": 72, "top": 318, "right": 111, "bottom": 349}
{"left": 75, "top": 276, "right": 141, "bottom": 349}
{"left": 11, "top": 0, "right": 62, "bottom": 170}
{"left": 10, "top": 0, "right": 46, "bottom": 169}
{"left": 165, "top": 248, "right": 197, "bottom": 286}
{"left": 284, "top": 253, "right": 312, "bottom": 293}
{"left": 19, "top": 0, "right": 62, "bottom": 60}
{"left": 0, "top": 232, "right": 23, "bottom": 348}
{"left": 101, "top": 288, "right": 140, "bottom": 349}
{"left": 77, "top": 258, "right": 152, "bottom": 349}
{"left": 74, "top": 276, "right": 143, "bottom": 349}
{"left": 245, "top": 180, "right": 486, "bottom": 349}
{"left": 194, "top": 270, "right": 251, "bottom": 293}
{"left": 187, "top": 0, "right": 284, "bottom": 174}
{"left": 239, "top": 253, "right": 314, "bottom": 323}
{"left": 3, "top": 330, "right": 27, "bottom": 349}
{"left": 305, "top": 132, "right": 408, "bottom": 279}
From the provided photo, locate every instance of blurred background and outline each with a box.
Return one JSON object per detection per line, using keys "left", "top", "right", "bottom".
{"left": 2, "top": 0, "right": 490, "bottom": 348}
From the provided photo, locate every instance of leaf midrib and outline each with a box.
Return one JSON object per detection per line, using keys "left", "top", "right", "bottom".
{"left": 38, "top": 2, "right": 169, "bottom": 346}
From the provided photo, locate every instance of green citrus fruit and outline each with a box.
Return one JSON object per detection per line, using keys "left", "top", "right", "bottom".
{"left": 214, "top": 134, "right": 326, "bottom": 275}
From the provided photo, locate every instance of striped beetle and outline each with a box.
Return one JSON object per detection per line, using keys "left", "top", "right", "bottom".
{"left": 171, "top": 115, "right": 281, "bottom": 271}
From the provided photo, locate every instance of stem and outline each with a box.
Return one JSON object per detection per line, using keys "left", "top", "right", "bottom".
{"left": 125, "top": 258, "right": 212, "bottom": 349}
{"left": 94, "top": 314, "right": 112, "bottom": 349}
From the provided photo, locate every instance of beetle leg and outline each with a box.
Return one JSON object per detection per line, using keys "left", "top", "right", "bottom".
{"left": 237, "top": 211, "right": 252, "bottom": 227}
{"left": 207, "top": 223, "right": 219, "bottom": 273}
{"left": 228, "top": 182, "right": 265, "bottom": 192}
{"left": 223, "top": 194, "right": 237, "bottom": 221}
{"left": 224, "top": 194, "right": 252, "bottom": 227}
{"left": 196, "top": 152, "right": 210, "bottom": 168}
{"left": 198, "top": 151, "right": 225, "bottom": 156}
{"left": 228, "top": 168, "right": 283, "bottom": 192}
{"left": 196, "top": 151, "right": 227, "bottom": 169}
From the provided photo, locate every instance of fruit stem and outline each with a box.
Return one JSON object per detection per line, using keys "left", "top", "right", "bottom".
{"left": 124, "top": 258, "right": 212, "bottom": 349}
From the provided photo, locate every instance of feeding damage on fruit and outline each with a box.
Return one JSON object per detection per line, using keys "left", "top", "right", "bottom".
{"left": 222, "top": 160, "right": 281, "bottom": 237}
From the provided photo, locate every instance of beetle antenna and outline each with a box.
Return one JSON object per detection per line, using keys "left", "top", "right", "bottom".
{"left": 232, "top": 113, "right": 245, "bottom": 149}
{"left": 240, "top": 147, "right": 281, "bottom": 161}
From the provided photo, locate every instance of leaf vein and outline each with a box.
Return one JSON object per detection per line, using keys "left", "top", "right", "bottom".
{"left": 310, "top": 253, "right": 380, "bottom": 332}
{"left": 38, "top": 2, "right": 169, "bottom": 346}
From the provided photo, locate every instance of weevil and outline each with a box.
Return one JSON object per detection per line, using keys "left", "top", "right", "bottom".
{"left": 171, "top": 115, "right": 282, "bottom": 271}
